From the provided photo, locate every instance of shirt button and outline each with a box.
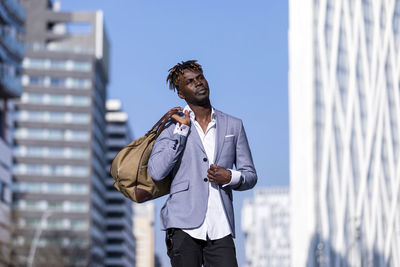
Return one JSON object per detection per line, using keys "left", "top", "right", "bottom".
{"left": 203, "top": 158, "right": 207, "bottom": 162}
{"left": 204, "top": 178, "right": 208, "bottom": 182}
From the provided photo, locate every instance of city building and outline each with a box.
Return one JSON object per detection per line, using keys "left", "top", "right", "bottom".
{"left": 242, "top": 187, "right": 290, "bottom": 267}
{"left": 133, "top": 202, "right": 155, "bottom": 267}
{"left": 12, "top": 0, "right": 110, "bottom": 265}
{"left": 289, "top": 0, "right": 400, "bottom": 266}
{"left": 0, "top": 0, "right": 25, "bottom": 265}
{"left": 105, "top": 99, "right": 135, "bottom": 266}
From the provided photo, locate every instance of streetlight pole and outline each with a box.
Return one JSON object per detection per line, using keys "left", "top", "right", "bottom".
{"left": 27, "top": 210, "right": 52, "bottom": 267}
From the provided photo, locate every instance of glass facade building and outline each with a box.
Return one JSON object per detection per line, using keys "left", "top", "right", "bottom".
{"left": 290, "top": 0, "right": 400, "bottom": 266}
{"left": 0, "top": 0, "right": 25, "bottom": 265}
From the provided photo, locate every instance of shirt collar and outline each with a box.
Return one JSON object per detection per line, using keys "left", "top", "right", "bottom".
{"left": 183, "top": 105, "right": 216, "bottom": 122}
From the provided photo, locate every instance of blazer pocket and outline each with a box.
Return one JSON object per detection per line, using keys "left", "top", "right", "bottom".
{"left": 170, "top": 180, "right": 189, "bottom": 195}
{"left": 224, "top": 137, "right": 235, "bottom": 143}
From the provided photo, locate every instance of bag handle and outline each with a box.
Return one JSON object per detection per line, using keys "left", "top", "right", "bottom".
{"left": 148, "top": 109, "right": 182, "bottom": 137}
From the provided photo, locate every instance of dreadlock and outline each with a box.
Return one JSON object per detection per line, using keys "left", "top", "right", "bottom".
{"left": 166, "top": 60, "right": 203, "bottom": 91}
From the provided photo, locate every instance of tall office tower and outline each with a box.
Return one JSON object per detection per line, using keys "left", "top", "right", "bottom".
{"left": 290, "top": 0, "right": 400, "bottom": 266}
{"left": 12, "top": 0, "right": 110, "bottom": 265}
{"left": 242, "top": 187, "right": 290, "bottom": 267}
{"left": 133, "top": 202, "right": 155, "bottom": 267}
{"left": 105, "top": 99, "right": 135, "bottom": 266}
{"left": 0, "top": 0, "right": 25, "bottom": 265}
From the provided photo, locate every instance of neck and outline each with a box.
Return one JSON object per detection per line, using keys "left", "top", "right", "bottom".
{"left": 188, "top": 101, "right": 212, "bottom": 122}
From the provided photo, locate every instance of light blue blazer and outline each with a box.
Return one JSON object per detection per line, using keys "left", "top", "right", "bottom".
{"left": 148, "top": 109, "right": 257, "bottom": 237}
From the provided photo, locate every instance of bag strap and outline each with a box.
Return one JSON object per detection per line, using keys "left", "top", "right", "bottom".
{"left": 150, "top": 112, "right": 171, "bottom": 132}
{"left": 148, "top": 110, "right": 180, "bottom": 138}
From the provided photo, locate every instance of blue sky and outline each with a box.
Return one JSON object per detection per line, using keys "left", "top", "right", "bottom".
{"left": 61, "top": 0, "right": 289, "bottom": 265}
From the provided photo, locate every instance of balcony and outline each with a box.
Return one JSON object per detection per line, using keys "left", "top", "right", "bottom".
{"left": 0, "top": 63, "right": 22, "bottom": 98}
{"left": 106, "top": 230, "right": 124, "bottom": 240}
{"left": 105, "top": 243, "right": 131, "bottom": 258}
{"left": 106, "top": 138, "right": 127, "bottom": 149}
{"left": 105, "top": 256, "right": 131, "bottom": 267}
{"left": 0, "top": 0, "right": 25, "bottom": 24}
{"left": 106, "top": 217, "right": 125, "bottom": 226}
{"left": 0, "top": 25, "right": 24, "bottom": 58}
{"left": 106, "top": 190, "right": 123, "bottom": 200}
{"left": 106, "top": 204, "right": 128, "bottom": 215}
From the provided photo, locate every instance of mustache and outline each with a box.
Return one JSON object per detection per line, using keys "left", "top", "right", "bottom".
{"left": 196, "top": 85, "right": 208, "bottom": 91}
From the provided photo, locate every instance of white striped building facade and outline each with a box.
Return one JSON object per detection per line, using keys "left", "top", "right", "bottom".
{"left": 289, "top": 0, "right": 400, "bottom": 266}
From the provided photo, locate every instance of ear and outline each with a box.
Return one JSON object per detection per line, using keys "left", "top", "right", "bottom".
{"left": 177, "top": 89, "right": 185, "bottom": 99}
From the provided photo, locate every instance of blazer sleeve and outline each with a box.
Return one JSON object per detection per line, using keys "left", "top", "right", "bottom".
{"left": 148, "top": 121, "right": 188, "bottom": 181}
{"left": 231, "top": 120, "right": 257, "bottom": 191}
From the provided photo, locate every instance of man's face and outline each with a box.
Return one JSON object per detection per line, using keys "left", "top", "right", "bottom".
{"left": 177, "top": 69, "right": 210, "bottom": 105}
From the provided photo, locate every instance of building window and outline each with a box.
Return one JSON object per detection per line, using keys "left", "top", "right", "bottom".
{"left": 13, "top": 164, "right": 89, "bottom": 177}
{"left": 21, "top": 93, "right": 91, "bottom": 106}
{"left": 69, "top": 202, "right": 88, "bottom": 212}
{"left": 0, "top": 182, "right": 3, "bottom": 203}
{"left": 29, "top": 76, "right": 45, "bottom": 85}
{"left": 50, "top": 77, "right": 66, "bottom": 87}
{"left": 70, "top": 219, "right": 88, "bottom": 230}
{"left": 50, "top": 60, "right": 66, "bottom": 69}
{"left": 0, "top": 108, "right": 3, "bottom": 140}
{"left": 14, "top": 128, "right": 90, "bottom": 141}
{"left": 13, "top": 182, "right": 89, "bottom": 195}
{"left": 24, "top": 58, "right": 91, "bottom": 72}
{"left": 15, "top": 111, "right": 90, "bottom": 124}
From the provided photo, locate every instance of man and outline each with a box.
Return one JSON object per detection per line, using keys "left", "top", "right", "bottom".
{"left": 148, "top": 60, "right": 257, "bottom": 267}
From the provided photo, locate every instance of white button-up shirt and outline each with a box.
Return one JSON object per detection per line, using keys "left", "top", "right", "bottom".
{"left": 173, "top": 105, "right": 241, "bottom": 240}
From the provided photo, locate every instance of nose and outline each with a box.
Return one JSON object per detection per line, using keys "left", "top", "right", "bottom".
{"left": 194, "top": 77, "right": 202, "bottom": 86}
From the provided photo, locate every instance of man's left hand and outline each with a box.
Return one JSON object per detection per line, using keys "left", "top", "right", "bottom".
{"left": 207, "top": 164, "right": 231, "bottom": 185}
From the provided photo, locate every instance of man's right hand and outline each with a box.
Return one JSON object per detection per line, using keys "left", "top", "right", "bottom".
{"left": 169, "top": 107, "right": 190, "bottom": 126}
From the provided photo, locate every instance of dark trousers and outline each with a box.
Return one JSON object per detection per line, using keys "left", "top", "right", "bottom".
{"left": 165, "top": 228, "right": 238, "bottom": 267}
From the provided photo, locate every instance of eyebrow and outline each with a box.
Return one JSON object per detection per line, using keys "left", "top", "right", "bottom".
{"left": 185, "top": 74, "right": 202, "bottom": 80}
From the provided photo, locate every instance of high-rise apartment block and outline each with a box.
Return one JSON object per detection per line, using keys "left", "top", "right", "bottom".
{"left": 242, "top": 187, "right": 290, "bottom": 267}
{"left": 105, "top": 99, "right": 135, "bottom": 266}
{"left": 12, "top": 0, "right": 110, "bottom": 265}
{"left": 0, "top": 0, "right": 25, "bottom": 265}
{"left": 290, "top": 0, "right": 400, "bottom": 266}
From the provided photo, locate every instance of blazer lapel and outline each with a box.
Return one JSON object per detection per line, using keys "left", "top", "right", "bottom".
{"left": 214, "top": 110, "right": 228, "bottom": 164}
{"left": 189, "top": 123, "right": 206, "bottom": 155}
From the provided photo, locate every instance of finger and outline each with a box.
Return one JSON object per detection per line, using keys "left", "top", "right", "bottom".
{"left": 167, "top": 108, "right": 182, "bottom": 116}
{"left": 210, "top": 164, "right": 217, "bottom": 170}
{"left": 209, "top": 177, "right": 216, "bottom": 183}
{"left": 171, "top": 114, "right": 186, "bottom": 124}
{"left": 167, "top": 110, "right": 179, "bottom": 118}
{"left": 207, "top": 173, "right": 214, "bottom": 179}
{"left": 184, "top": 110, "right": 189, "bottom": 118}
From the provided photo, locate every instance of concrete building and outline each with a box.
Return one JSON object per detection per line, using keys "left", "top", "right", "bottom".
{"left": 290, "top": 0, "right": 400, "bottom": 266}
{"left": 242, "top": 187, "right": 290, "bottom": 267}
{"left": 105, "top": 99, "right": 135, "bottom": 266}
{"left": 0, "top": 0, "right": 25, "bottom": 265}
{"left": 11, "top": 0, "right": 109, "bottom": 265}
{"left": 133, "top": 202, "right": 155, "bottom": 267}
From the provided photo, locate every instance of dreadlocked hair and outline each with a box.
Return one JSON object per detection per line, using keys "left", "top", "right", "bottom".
{"left": 166, "top": 60, "right": 203, "bottom": 91}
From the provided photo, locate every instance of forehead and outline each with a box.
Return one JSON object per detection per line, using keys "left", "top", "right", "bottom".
{"left": 181, "top": 69, "right": 203, "bottom": 80}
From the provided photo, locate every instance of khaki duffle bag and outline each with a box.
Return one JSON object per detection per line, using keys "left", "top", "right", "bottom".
{"left": 110, "top": 111, "right": 174, "bottom": 203}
